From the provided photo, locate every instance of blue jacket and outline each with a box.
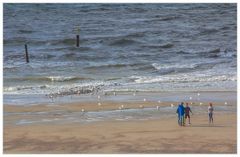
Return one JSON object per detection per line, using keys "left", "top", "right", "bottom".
{"left": 176, "top": 104, "right": 185, "bottom": 116}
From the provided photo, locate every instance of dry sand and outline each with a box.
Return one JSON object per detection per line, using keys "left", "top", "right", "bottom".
{"left": 3, "top": 101, "right": 237, "bottom": 154}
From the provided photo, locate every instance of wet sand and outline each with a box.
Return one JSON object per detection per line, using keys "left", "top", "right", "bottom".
{"left": 3, "top": 101, "right": 237, "bottom": 154}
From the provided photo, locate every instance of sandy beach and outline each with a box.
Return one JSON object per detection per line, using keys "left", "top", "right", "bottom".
{"left": 3, "top": 100, "right": 237, "bottom": 154}
{"left": 3, "top": 3, "right": 237, "bottom": 155}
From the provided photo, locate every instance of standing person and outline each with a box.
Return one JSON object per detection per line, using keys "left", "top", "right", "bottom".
{"left": 185, "top": 103, "right": 193, "bottom": 125}
{"left": 208, "top": 103, "right": 214, "bottom": 124}
{"left": 176, "top": 103, "right": 181, "bottom": 126}
{"left": 176, "top": 102, "right": 185, "bottom": 126}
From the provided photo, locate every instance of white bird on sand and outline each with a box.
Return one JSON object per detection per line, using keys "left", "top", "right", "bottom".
{"left": 171, "top": 104, "right": 174, "bottom": 108}
{"left": 189, "top": 97, "right": 192, "bottom": 100}
{"left": 200, "top": 102, "right": 203, "bottom": 106}
{"left": 143, "top": 98, "right": 146, "bottom": 102}
{"left": 113, "top": 92, "right": 116, "bottom": 96}
{"left": 190, "top": 102, "right": 193, "bottom": 105}
{"left": 49, "top": 93, "right": 54, "bottom": 101}
{"left": 121, "top": 105, "right": 124, "bottom": 109}
{"left": 156, "top": 106, "right": 160, "bottom": 110}
{"left": 225, "top": 102, "right": 228, "bottom": 105}
{"left": 158, "top": 100, "right": 161, "bottom": 103}
{"left": 139, "top": 105, "right": 144, "bottom": 109}
{"left": 197, "top": 93, "right": 200, "bottom": 96}
{"left": 81, "top": 109, "right": 85, "bottom": 112}
{"left": 98, "top": 95, "right": 101, "bottom": 99}
{"left": 98, "top": 102, "right": 101, "bottom": 106}
{"left": 118, "top": 106, "right": 122, "bottom": 110}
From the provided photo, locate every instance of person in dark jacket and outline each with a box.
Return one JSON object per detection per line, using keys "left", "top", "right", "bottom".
{"left": 185, "top": 102, "right": 193, "bottom": 125}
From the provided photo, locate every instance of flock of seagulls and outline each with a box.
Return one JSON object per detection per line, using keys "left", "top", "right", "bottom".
{"left": 48, "top": 90, "right": 229, "bottom": 114}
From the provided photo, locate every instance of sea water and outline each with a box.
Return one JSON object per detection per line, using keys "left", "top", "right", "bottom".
{"left": 3, "top": 4, "right": 237, "bottom": 105}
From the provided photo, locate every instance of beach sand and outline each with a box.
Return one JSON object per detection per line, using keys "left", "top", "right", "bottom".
{"left": 3, "top": 101, "right": 237, "bottom": 154}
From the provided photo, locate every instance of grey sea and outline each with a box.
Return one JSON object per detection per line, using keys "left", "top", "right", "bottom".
{"left": 3, "top": 3, "right": 237, "bottom": 105}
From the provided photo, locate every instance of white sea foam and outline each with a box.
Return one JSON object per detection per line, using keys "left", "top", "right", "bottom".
{"left": 131, "top": 74, "right": 236, "bottom": 84}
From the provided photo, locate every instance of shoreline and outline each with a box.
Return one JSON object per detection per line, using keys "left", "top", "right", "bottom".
{"left": 3, "top": 91, "right": 237, "bottom": 106}
{"left": 4, "top": 100, "right": 236, "bottom": 113}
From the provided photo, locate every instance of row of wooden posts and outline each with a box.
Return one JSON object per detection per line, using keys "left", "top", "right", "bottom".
{"left": 24, "top": 33, "right": 80, "bottom": 63}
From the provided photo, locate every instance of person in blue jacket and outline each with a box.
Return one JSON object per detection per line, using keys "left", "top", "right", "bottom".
{"left": 176, "top": 102, "right": 185, "bottom": 126}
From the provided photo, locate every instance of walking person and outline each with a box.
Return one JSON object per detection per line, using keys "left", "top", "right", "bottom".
{"left": 208, "top": 103, "right": 214, "bottom": 124}
{"left": 176, "top": 102, "right": 185, "bottom": 126}
{"left": 185, "top": 102, "right": 193, "bottom": 125}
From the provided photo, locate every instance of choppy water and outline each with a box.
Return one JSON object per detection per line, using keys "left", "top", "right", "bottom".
{"left": 3, "top": 4, "right": 237, "bottom": 104}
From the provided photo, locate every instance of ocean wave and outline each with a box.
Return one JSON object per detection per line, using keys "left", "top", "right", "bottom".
{"left": 4, "top": 85, "right": 49, "bottom": 93}
{"left": 85, "top": 63, "right": 143, "bottom": 70}
{"left": 159, "top": 43, "right": 174, "bottom": 48}
{"left": 4, "top": 38, "right": 48, "bottom": 46}
{"left": 220, "top": 50, "right": 237, "bottom": 58}
{"left": 197, "top": 48, "right": 221, "bottom": 58}
{"left": 124, "top": 32, "right": 146, "bottom": 38}
{"left": 154, "top": 15, "right": 180, "bottom": 21}
{"left": 198, "top": 28, "right": 219, "bottom": 36}
{"left": 3, "top": 37, "right": 27, "bottom": 45}
{"left": 176, "top": 51, "right": 191, "bottom": 54}
{"left": 6, "top": 76, "right": 91, "bottom": 83}
{"left": 18, "top": 29, "right": 35, "bottom": 34}
{"left": 4, "top": 79, "right": 121, "bottom": 95}
{"left": 131, "top": 75, "right": 237, "bottom": 84}
{"left": 198, "top": 48, "right": 236, "bottom": 58}
{"left": 46, "top": 76, "right": 88, "bottom": 82}
{"left": 151, "top": 63, "right": 199, "bottom": 75}
{"left": 142, "top": 43, "right": 174, "bottom": 49}
{"left": 108, "top": 38, "right": 139, "bottom": 46}
{"left": 49, "top": 38, "right": 89, "bottom": 46}
{"left": 151, "top": 60, "right": 231, "bottom": 75}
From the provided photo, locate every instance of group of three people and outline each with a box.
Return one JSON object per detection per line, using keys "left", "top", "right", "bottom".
{"left": 176, "top": 102, "right": 214, "bottom": 126}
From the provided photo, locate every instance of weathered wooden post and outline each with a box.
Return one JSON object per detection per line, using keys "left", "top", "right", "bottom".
{"left": 76, "top": 34, "right": 80, "bottom": 47}
{"left": 76, "top": 26, "right": 80, "bottom": 47}
{"left": 25, "top": 44, "right": 29, "bottom": 63}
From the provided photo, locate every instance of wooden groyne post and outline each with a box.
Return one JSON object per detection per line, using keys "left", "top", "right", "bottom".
{"left": 76, "top": 34, "right": 80, "bottom": 47}
{"left": 25, "top": 44, "right": 29, "bottom": 63}
{"left": 76, "top": 26, "right": 80, "bottom": 47}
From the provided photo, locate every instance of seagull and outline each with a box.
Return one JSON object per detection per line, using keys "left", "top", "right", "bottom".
{"left": 171, "top": 104, "right": 174, "bottom": 108}
{"left": 113, "top": 92, "right": 116, "bottom": 96}
{"left": 200, "top": 102, "right": 203, "bottom": 105}
{"left": 98, "top": 95, "right": 101, "bottom": 99}
{"left": 197, "top": 93, "right": 200, "bottom": 96}
{"left": 190, "top": 102, "right": 193, "bottom": 105}
{"left": 81, "top": 109, "right": 85, "bottom": 112}
{"left": 49, "top": 93, "right": 54, "bottom": 102}
{"left": 158, "top": 100, "right": 161, "bottom": 103}
{"left": 119, "top": 106, "right": 122, "bottom": 110}
{"left": 143, "top": 98, "right": 146, "bottom": 102}
{"left": 121, "top": 105, "right": 124, "bottom": 109}
{"left": 189, "top": 97, "right": 192, "bottom": 100}
{"left": 133, "top": 92, "right": 136, "bottom": 96}
{"left": 98, "top": 102, "right": 101, "bottom": 106}
{"left": 139, "top": 105, "right": 144, "bottom": 109}
{"left": 225, "top": 102, "right": 228, "bottom": 105}
{"left": 156, "top": 106, "right": 160, "bottom": 110}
